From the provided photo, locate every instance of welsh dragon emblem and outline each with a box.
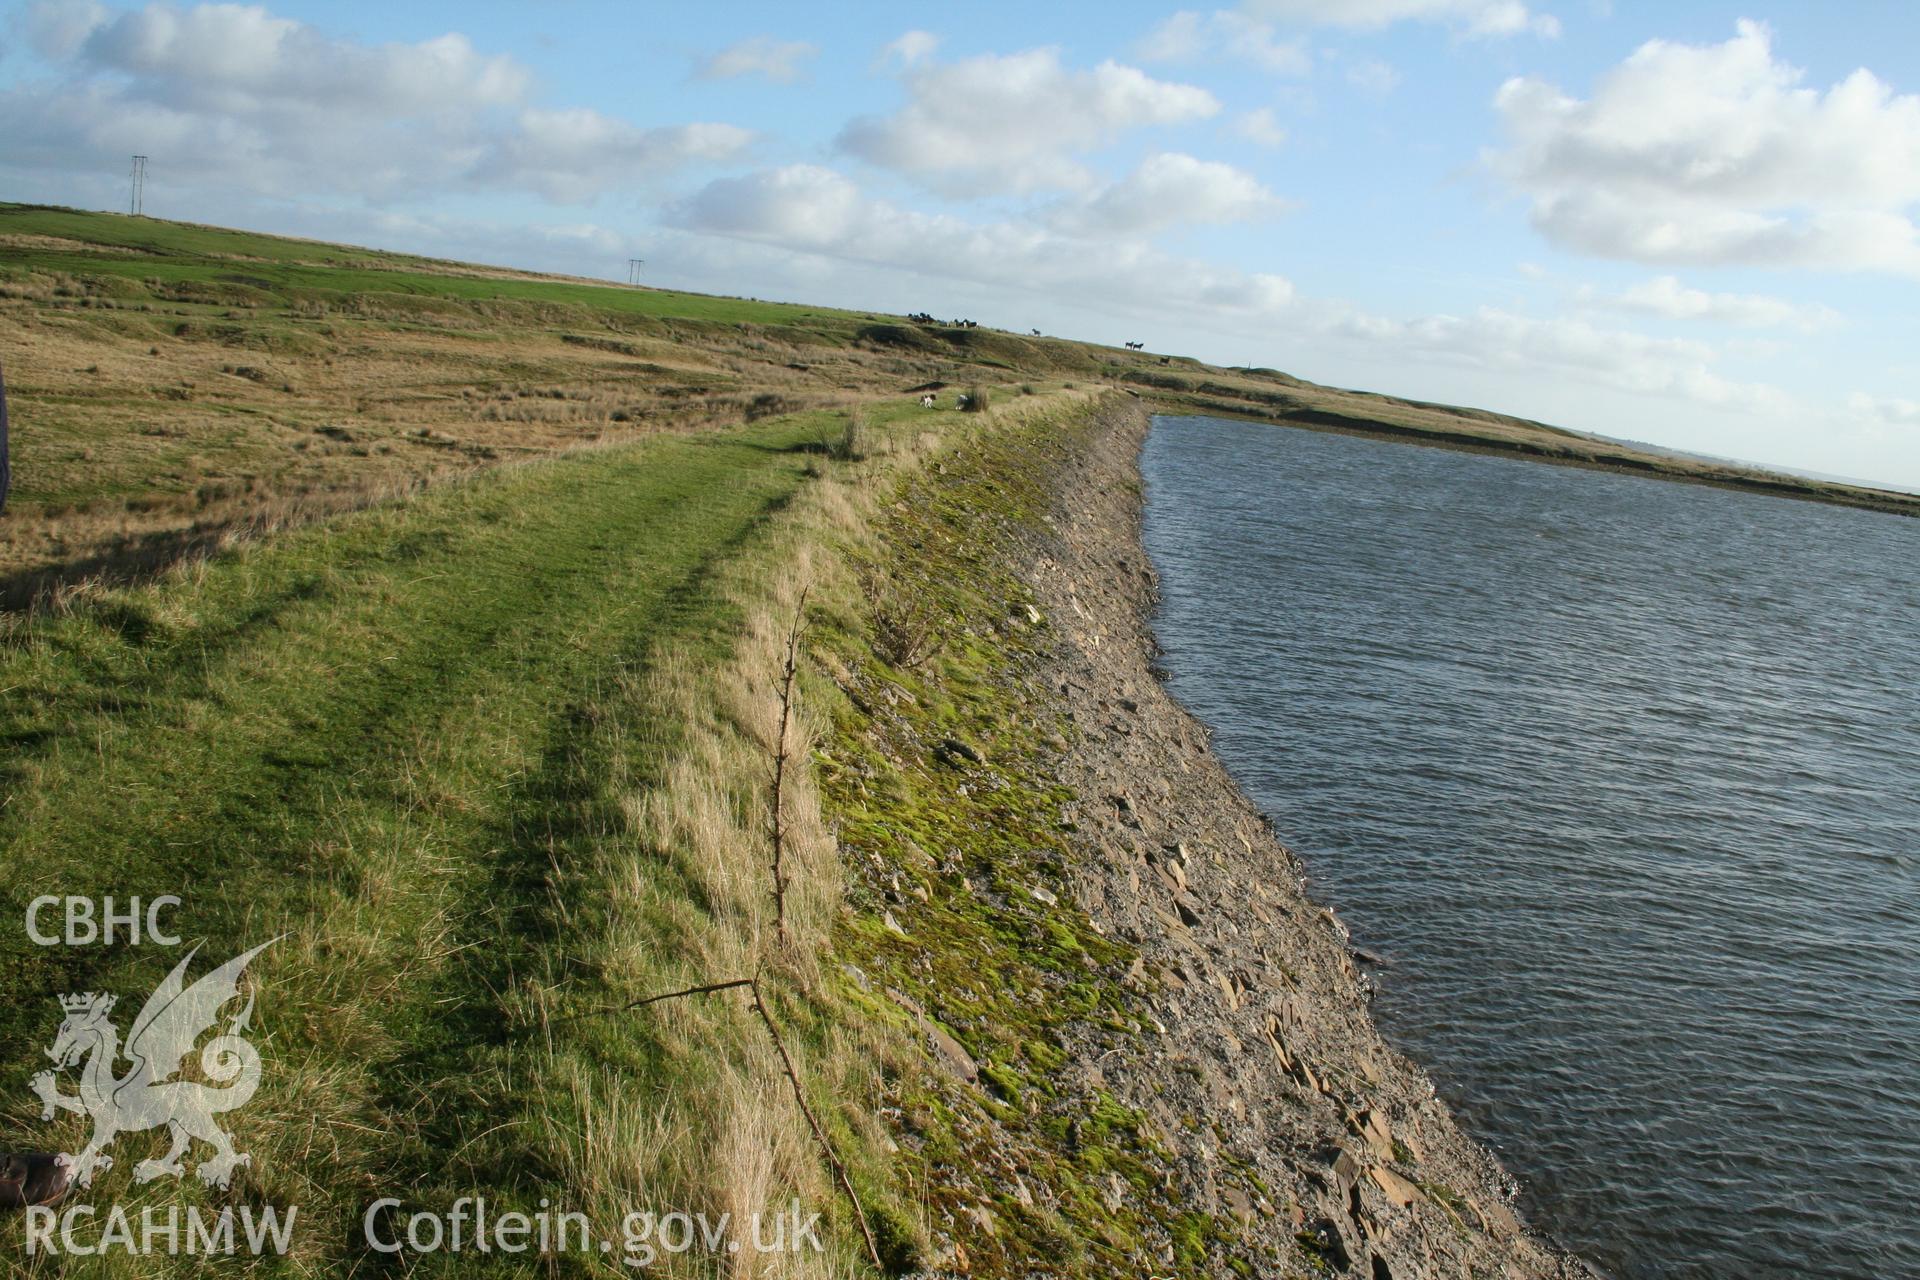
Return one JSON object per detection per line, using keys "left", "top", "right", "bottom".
{"left": 30, "top": 940, "right": 276, "bottom": 1189}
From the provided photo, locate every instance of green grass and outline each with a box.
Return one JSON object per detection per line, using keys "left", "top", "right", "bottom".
{"left": 2, "top": 202, "right": 855, "bottom": 327}
{"left": 0, "top": 410, "right": 848, "bottom": 1272}
{"left": 0, "top": 383, "right": 1191, "bottom": 1276}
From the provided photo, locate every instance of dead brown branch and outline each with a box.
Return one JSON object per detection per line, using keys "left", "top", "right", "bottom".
{"left": 590, "top": 973, "right": 884, "bottom": 1273}
{"left": 770, "top": 587, "right": 810, "bottom": 944}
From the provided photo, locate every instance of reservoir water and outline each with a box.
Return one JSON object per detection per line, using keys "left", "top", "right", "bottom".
{"left": 1139, "top": 415, "right": 1920, "bottom": 1280}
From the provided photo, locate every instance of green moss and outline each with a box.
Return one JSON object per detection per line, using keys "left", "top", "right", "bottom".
{"left": 815, "top": 402, "right": 1246, "bottom": 1277}
{"left": 980, "top": 1061, "right": 1025, "bottom": 1106}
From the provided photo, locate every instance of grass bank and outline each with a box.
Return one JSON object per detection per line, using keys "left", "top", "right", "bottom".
{"left": 0, "top": 381, "right": 1007, "bottom": 1273}
{"left": 0, "top": 202, "right": 1110, "bottom": 602}
{"left": 3, "top": 302, "right": 1177, "bottom": 1270}
{"left": 812, "top": 399, "right": 1251, "bottom": 1276}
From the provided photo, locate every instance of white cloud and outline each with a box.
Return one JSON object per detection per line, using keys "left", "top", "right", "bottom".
{"left": 697, "top": 35, "right": 817, "bottom": 84}
{"left": 1136, "top": 10, "right": 1310, "bottom": 75}
{"left": 1235, "top": 107, "right": 1288, "bottom": 147}
{"left": 1346, "top": 58, "right": 1400, "bottom": 94}
{"left": 1051, "top": 152, "right": 1292, "bottom": 234}
{"left": 74, "top": 2, "right": 529, "bottom": 113}
{"left": 669, "top": 163, "right": 1294, "bottom": 319}
{"left": 879, "top": 30, "right": 939, "bottom": 69}
{"left": 1243, "top": 0, "right": 1559, "bottom": 38}
{"left": 836, "top": 48, "right": 1219, "bottom": 196}
{"left": 667, "top": 161, "right": 1790, "bottom": 422}
{"left": 0, "top": 2, "right": 749, "bottom": 205}
{"left": 1846, "top": 392, "right": 1920, "bottom": 428}
{"left": 21, "top": 0, "right": 107, "bottom": 57}
{"left": 1491, "top": 21, "right": 1920, "bottom": 276}
{"left": 1585, "top": 275, "right": 1840, "bottom": 332}
{"left": 476, "top": 113, "right": 753, "bottom": 203}
{"left": 1315, "top": 302, "right": 1792, "bottom": 413}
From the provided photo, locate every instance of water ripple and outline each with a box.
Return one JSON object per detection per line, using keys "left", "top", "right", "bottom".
{"left": 1142, "top": 416, "right": 1920, "bottom": 1280}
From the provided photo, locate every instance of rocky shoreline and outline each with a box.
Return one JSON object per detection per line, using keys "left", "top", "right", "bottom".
{"left": 1021, "top": 397, "right": 1599, "bottom": 1279}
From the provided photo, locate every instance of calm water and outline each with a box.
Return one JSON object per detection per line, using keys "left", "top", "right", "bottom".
{"left": 1140, "top": 415, "right": 1920, "bottom": 1280}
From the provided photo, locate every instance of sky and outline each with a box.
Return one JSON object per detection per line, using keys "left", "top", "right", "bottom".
{"left": 3, "top": 1, "right": 1920, "bottom": 488}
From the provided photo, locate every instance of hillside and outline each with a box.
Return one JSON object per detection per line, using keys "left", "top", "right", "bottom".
{"left": 4, "top": 202, "right": 1912, "bottom": 611}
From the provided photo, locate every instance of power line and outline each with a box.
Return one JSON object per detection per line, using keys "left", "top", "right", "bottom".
{"left": 129, "top": 155, "right": 147, "bottom": 216}
{"left": 627, "top": 258, "right": 645, "bottom": 285}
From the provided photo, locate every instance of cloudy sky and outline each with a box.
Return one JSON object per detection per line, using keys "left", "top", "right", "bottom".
{"left": 4, "top": 2, "right": 1919, "bottom": 488}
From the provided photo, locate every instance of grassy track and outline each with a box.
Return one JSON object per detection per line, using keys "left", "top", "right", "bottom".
{"left": 0, "top": 414, "right": 837, "bottom": 1272}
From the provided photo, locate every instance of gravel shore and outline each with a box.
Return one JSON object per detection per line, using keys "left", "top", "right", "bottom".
{"left": 1023, "top": 397, "right": 1599, "bottom": 1279}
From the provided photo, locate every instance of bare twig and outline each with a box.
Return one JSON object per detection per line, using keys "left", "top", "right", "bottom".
{"left": 589, "top": 972, "right": 886, "bottom": 1272}
{"left": 552, "top": 977, "right": 756, "bottom": 1024}
{"left": 748, "top": 978, "right": 884, "bottom": 1273}
{"left": 770, "top": 587, "right": 810, "bottom": 944}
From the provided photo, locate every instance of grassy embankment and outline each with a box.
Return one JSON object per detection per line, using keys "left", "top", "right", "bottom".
{"left": 815, "top": 403, "right": 1259, "bottom": 1275}
{"left": 4, "top": 201, "right": 1194, "bottom": 1275}
{"left": 3, "top": 203, "right": 1911, "bottom": 1276}
{"left": 0, "top": 375, "right": 1192, "bottom": 1274}
{"left": 0, "top": 402, "right": 905, "bottom": 1274}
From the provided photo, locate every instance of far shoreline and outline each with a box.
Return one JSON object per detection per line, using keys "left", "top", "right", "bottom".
{"left": 1133, "top": 383, "right": 1920, "bottom": 522}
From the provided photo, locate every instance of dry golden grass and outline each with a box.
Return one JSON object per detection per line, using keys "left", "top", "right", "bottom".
{"left": 0, "top": 262, "right": 1019, "bottom": 604}
{"left": 503, "top": 396, "right": 1085, "bottom": 1276}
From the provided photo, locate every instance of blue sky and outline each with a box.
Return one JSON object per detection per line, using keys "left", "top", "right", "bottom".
{"left": 5, "top": 1, "right": 1920, "bottom": 487}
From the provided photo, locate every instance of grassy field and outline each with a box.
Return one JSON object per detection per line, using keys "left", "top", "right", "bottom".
{"left": 5, "top": 201, "right": 1910, "bottom": 613}
{"left": 0, "top": 202, "right": 1118, "bottom": 606}
{"left": 0, "top": 357, "right": 1165, "bottom": 1275}
{"left": 2, "top": 409, "right": 817, "bottom": 1269}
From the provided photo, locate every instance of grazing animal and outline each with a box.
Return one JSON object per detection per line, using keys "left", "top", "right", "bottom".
{"left": 1030, "top": 328, "right": 1041, "bottom": 336}
{"left": 920, "top": 394, "right": 935, "bottom": 408}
